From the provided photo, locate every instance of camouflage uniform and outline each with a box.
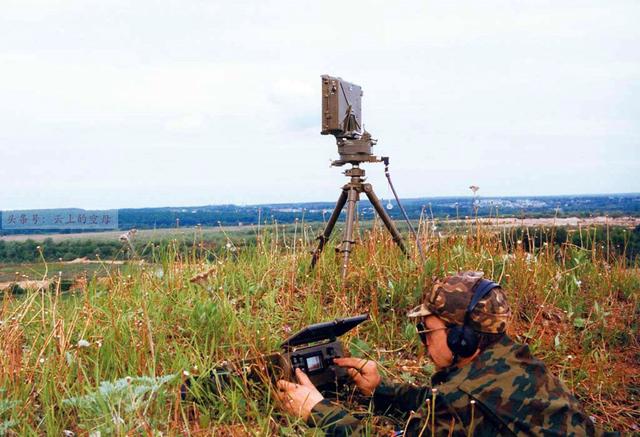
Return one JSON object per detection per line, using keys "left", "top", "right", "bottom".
{"left": 307, "top": 272, "right": 600, "bottom": 436}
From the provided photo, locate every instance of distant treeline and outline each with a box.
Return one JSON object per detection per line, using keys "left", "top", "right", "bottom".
{"left": 1, "top": 225, "right": 639, "bottom": 264}
{"left": 504, "top": 226, "right": 640, "bottom": 261}
{"left": 2, "top": 194, "right": 638, "bottom": 236}
{"left": 0, "top": 239, "right": 124, "bottom": 263}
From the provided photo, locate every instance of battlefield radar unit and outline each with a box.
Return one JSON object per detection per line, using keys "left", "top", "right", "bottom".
{"left": 312, "top": 75, "right": 410, "bottom": 278}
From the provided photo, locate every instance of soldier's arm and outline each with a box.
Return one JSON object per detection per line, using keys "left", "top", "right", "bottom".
{"left": 372, "top": 379, "right": 432, "bottom": 416}
{"left": 333, "top": 358, "right": 432, "bottom": 416}
{"left": 307, "top": 399, "right": 368, "bottom": 436}
{"left": 307, "top": 396, "right": 466, "bottom": 437}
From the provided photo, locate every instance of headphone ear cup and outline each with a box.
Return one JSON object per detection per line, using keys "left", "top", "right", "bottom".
{"left": 445, "top": 279, "right": 498, "bottom": 360}
{"left": 458, "top": 326, "right": 479, "bottom": 358}
{"left": 447, "top": 326, "right": 464, "bottom": 355}
{"left": 447, "top": 326, "right": 479, "bottom": 358}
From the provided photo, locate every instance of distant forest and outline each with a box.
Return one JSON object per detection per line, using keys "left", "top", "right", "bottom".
{"left": 2, "top": 194, "right": 639, "bottom": 236}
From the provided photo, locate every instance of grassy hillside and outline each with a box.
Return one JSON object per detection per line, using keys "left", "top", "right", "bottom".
{"left": 0, "top": 221, "right": 638, "bottom": 434}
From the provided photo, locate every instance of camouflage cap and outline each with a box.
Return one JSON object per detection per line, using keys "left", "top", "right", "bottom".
{"left": 407, "top": 271, "right": 511, "bottom": 334}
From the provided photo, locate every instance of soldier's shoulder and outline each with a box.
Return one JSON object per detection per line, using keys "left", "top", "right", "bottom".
{"left": 463, "top": 335, "right": 530, "bottom": 381}
{"left": 458, "top": 336, "right": 598, "bottom": 435}
{"left": 460, "top": 335, "right": 559, "bottom": 397}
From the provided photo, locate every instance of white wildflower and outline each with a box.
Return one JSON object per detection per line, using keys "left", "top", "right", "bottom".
{"left": 77, "top": 339, "right": 91, "bottom": 348}
{"left": 525, "top": 253, "right": 536, "bottom": 264}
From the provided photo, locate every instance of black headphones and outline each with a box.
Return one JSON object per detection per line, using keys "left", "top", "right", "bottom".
{"left": 446, "top": 279, "right": 500, "bottom": 359}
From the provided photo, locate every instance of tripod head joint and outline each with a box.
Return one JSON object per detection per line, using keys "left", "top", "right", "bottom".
{"left": 344, "top": 167, "right": 365, "bottom": 178}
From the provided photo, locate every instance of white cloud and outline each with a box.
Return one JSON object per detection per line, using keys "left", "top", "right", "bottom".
{"left": 0, "top": 0, "right": 638, "bottom": 209}
{"left": 164, "top": 113, "right": 206, "bottom": 133}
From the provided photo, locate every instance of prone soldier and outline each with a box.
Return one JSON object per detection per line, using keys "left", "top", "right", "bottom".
{"left": 277, "top": 271, "right": 605, "bottom": 436}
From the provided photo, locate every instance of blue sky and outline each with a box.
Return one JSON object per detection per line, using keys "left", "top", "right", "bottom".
{"left": 1, "top": 0, "right": 638, "bottom": 209}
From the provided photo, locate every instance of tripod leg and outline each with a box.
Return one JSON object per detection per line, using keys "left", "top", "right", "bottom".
{"left": 339, "top": 186, "right": 359, "bottom": 279}
{"left": 364, "top": 184, "right": 407, "bottom": 255}
{"left": 311, "top": 189, "right": 348, "bottom": 269}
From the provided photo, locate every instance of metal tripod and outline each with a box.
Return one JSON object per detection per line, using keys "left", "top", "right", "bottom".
{"left": 310, "top": 164, "right": 407, "bottom": 278}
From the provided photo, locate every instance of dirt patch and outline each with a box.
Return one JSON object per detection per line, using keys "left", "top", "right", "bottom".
{"left": 0, "top": 279, "right": 51, "bottom": 291}
{"left": 67, "top": 257, "right": 124, "bottom": 265}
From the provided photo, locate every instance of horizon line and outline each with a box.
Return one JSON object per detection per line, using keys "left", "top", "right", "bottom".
{"left": 3, "top": 192, "right": 639, "bottom": 212}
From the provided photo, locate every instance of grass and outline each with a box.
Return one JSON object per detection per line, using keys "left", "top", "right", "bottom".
{"left": 0, "top": 218, "right": 638, "bottom": 435}
{"left": 0, "top": 262, "right": 119, "bottom": 283}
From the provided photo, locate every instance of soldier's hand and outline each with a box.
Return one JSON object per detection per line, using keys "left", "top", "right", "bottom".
{"left": 276, "top": 368, "right": 324, "bottom": 421}
{"left": 333, "top": 357, "right": 381, "bottom": 396}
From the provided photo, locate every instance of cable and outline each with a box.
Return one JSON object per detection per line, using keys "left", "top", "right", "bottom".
{"left": 382, "top": 157, "right": 425, "bottom": 262}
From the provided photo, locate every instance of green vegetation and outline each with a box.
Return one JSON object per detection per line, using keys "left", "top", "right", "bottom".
{"left": 2, "top": 223, "right": 639, "bottom": 264}
{"left": 506, "top": 225, "right": 640, "bottom": 261}
{"left": 0, "top": 262, "right": 120, "bottom": 286}
{"left": 0, "top": 221, "right": 638, "bottom": 434}
{"left": 0, "top": 238, "right": 124, "bottom": 263}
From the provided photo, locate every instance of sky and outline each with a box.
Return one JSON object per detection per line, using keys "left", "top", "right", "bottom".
{"left": 1, "top": 0, "right": 638, "bottom": 210}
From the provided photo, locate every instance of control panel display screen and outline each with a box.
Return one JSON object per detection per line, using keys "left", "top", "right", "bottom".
{"left": 306, "top": 354, "right": 323, "bottom": 372}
